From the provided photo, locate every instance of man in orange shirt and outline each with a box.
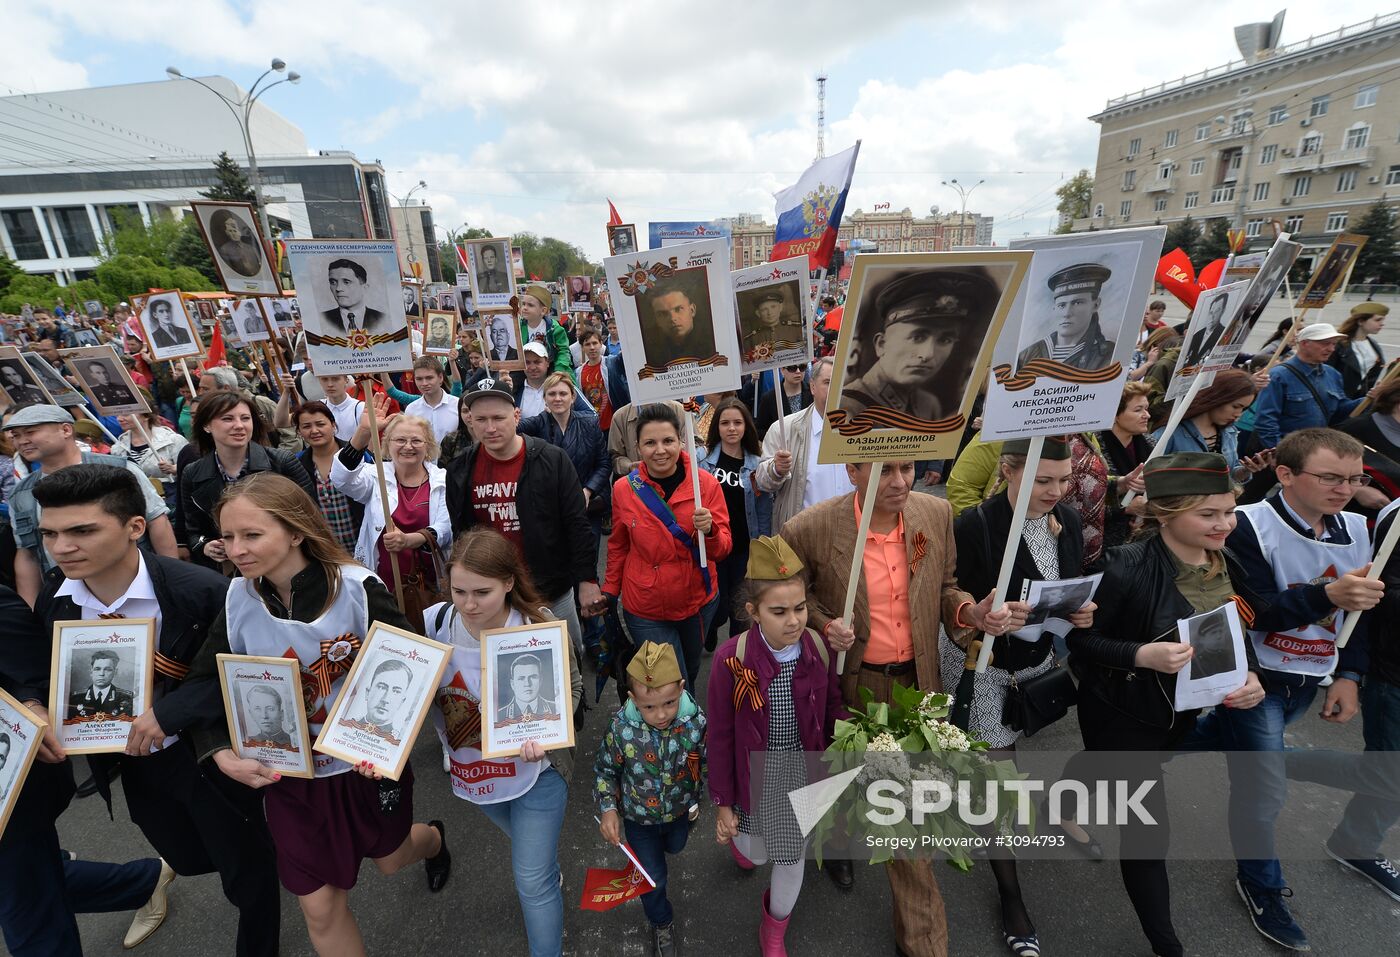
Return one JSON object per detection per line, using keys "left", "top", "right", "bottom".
{"left": 781, "top": 461, "right": 1023, "bottom": 957}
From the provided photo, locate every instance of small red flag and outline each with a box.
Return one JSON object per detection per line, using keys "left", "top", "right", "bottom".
{"left": 202, "top": 320, "right": 225, "bottom": 370}
{"left": 530, "top": 273, "right": 541, "bottom": 281}
{"left": 607, "top": 200, "right": 623, "bottom": 227}
{"left": 578, "top": 841, "right": 655, "bottom": 912}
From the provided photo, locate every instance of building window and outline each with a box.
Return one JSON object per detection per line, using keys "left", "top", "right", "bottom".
{"left": 1259, "top": 144, "right": 1277, "bottom": 164}
{"left": 1284, "top": 215, "right": 1304, "bottom": 233}
{"left": 1344, "top": 124, "right": 1370, "bottom": 149}
{"left": 1245, "top": 220, "right": 1263, "bottom": 238}
{"left": 1268, "top": 105, "right": 1288, "bottom": 125}
{"left": 1127, "top": 138, "right": 1141, "bottom": 158}
{"left": 1153, "top": 197, "right": 1168, "bottom": 212}
{"left": 1254, "top": 182, "right": 1270, "bottom": 201}
{"left": 1310, "top": 95, "right": 1330, "bottom": 118}
{"left": 1120, "top": 200, "right": 1132, "bottom": 219}
{"left": 1183, "top": 192, "right": 1199, "bottom": 209}
{"left": 1210, "top": 186, "right": 1235, "bottom": 204}
{"left": 1230, "top": 113, "right": 1249, "bottom": 135}
{"left": 1387, "top": 165, "right": 1400, "bottom": 186}
{"left": 1301, "top": 132, "right": 1322, "bottom": 155}
{"left": 1, "top": 209, "right": 47, "bottom": 260}
{"left": 1356, "top": 84, "right": 1379, "bottom": 109}
{"left": 1293, "top": 176, "right": 1312, "bottom": 197}
{"left": 1122, "top": 170, "right": 1136, "bottom": 190}
{"left": 1326, "top": 211, "right": 1348, "bottom": 232}
{"left": 52, "top": 207, "right": 97, "bottom": 258}
{"left": 1196, "top": 123, "right": 1211, "bottom": 141}
{"left": 1337, "top": 170, "right": 1357, "bottom": 192}
{"left": 1164, "top": 129, "right": 1178, "bottom": 148}
{"left": 1189, "top": 157, "right": 1205, "bottom": 175}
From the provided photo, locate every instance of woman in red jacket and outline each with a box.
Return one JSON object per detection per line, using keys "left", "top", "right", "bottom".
{"left": 603, "top": 403, "right": 731, "bottom": 684}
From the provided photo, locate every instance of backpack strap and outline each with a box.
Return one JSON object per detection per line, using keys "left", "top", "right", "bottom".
{"left": 434, "top": 603, "right": 450, "bottom": 634}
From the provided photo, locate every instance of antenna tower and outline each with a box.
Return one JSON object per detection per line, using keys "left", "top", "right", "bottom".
{"left": 815, "top": 74, "right": 827, "bottom": 160}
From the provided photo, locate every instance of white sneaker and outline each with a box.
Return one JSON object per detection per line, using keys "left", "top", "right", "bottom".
{"left": 124, "top": 859, "right": 175, "bottom": 949}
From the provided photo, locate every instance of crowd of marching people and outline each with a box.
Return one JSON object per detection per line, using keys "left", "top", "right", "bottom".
{"left": 1, "top": 280, "right": 1399, "bottom": 957}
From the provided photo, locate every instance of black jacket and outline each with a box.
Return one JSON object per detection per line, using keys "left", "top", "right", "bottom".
{"left": 1361, "top": 508, "right": 1400, "bottom": 688}
{"left": 178, "top": 444, "right": 315, "bottom": 566}
{"left": 954, "top": 492, "right": 1084, "bottom": 672}
{"left": 1067, "top": 535, "right": 1264, "bottom": 730}
{"left": 755, "top": 382, "right": 813, "bottom": 440}
{"left": 445, "top": 435, "right": 595, "bottom": 600}
{"left": 1329, "top": 336, "right": 1386, "bottom": 398}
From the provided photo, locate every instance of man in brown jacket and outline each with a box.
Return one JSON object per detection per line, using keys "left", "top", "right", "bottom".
{"left": 781, "top": 460, "right": 1021, "bottom": 957}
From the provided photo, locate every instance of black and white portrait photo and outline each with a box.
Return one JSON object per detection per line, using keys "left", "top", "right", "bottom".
{"left": 49, "top": 619, "right": 153, "bottom": 755}
{"left": 1219, "top": 237, "right": 1302, "bottom": 351}
{"left": 264, "top": 297, "right": 297, "bottom": 332}
{"left": 0, "top": 689, "right": 45, "bottom": 836}
{"left": 234, "top": 299, "right": 271, "bottom": 343}
{"left": 285, "top": 240, "right": 413, "bottom": 376}
{"left": 1015, "top": 262, "right": 1118, "bottom": 373}
{"left": 480, "top": 620, "right": 575, "bottom": 759}
{"left": 139, "top": 292, "right": 202, "bottom": 361}
{"left": 486, "top": 313, "right": 521, "bottom": 365}
{"left": 1181, "top": 288, "right": 1233, "bottom": 372}
{"left": 191, "top": 201, "right": 281, "bottom": 296}
{"left": 320, "top": 259, "right": 388, "bottom": 333}
{"left": 1188, "top": 611, "right": 1238, "bottom": 681}
{"left": 0, "top": 350, "right": 52, "bottom": 406}
{"left": 424, "top": 310, "right": 456, "bottom": 356}
{"left": 20, "top": 351, "right": 84, "bottom": 407}
{"left": 636, "top": 272, "right": 718, "bottom": 370}
{"left": 1172, "top": 603, "right": 1248, "bottom": 711}
{"left": 345, "top": 656, "right": 417, "bottom": 745}
{"left": 1025, "top": 581, "right": 1095, "bottom": 626}
{"left": 608, "top": 224, "right": 638, "bottom": 256}
{"left": 216, "top": 654, "right": 315, "bottom": 777}
{"left": 467, "top": 239, "right": 515, "bottom": 310}
{"left": 65, "top": 649, "right": 135, "bottom": 723}
{"left": 240, "top": 683, "right": 295, "bottom": 749}
{"left": 62, "top": 346, "right": 148, "bottom": 416}
{"left": 736, "top": 279, "right": 805, "bottom": 362}
{"left": 1165, "top": 279, "right": 1250, "bottom": 401}
{"left": 402, "top": 281, "right": 422, "bottom": 318}
{"left": 494, "top": 653, "right": 560, "bottom": 725}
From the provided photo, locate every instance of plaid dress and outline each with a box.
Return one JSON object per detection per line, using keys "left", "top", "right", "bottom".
{"left": 314, "top": 472, "right": 358, "bottom": 553}
{"left": 738, "top": 658, "right": 806, "bottom": 864}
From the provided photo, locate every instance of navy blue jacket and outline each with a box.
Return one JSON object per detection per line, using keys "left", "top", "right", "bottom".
{"left": 518, "top": 410, "right": 611, "bottom": 499}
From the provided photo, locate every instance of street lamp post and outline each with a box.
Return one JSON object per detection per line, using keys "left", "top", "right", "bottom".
{"left": 391, "top": 180, "right": 428, "bottom": 277}
{"left": 941, "top": 178, "right": 985, "bottom": 247}
{"left": 165, "top": 60, "right": 301, "bottom": 241}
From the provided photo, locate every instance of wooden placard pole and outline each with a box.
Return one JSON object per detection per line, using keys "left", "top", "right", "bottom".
{"left": 359, "top": 376, "right": 406, "bottom": 612}
{"left": 76, "top": 405, "right": 120, "bottom": 446}
{"left": 1336, "top": 512, "right": 1400, "bottom": 649}
{"left": 1121, "top": 371, "right": 1211, "bottom": 509}
{"left": 178, "top": 358, "right": 199, "bottom": 397}
{"left": 837, "top": 461, "right": 883, "bottom": 674}
{"left": 130, "top": 416, "right": 169, "bottom": 469}
{"left": 773, "top": 377, "right": 788, "bottom": 447}
{"left": 683, "top": 424, "right": 708, "bottom": 573}
{"left": 1351, "top": 361, "right": 1400, "bottom": 418}
{"left": 975, "top": 436, "right": 1042, "bottom": 672}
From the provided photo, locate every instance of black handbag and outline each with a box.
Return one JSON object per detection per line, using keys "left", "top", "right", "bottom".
{"left": 1002, "top": 663, "right": 1078, "bottom": 737}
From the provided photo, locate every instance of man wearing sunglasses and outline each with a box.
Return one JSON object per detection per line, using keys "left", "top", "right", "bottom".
{"left": 1199, "top": 427, "right": 1383, "bottom": 952}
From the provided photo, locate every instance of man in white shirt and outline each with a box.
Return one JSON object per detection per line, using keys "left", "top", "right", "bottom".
{"left": 517, "top": 342, "right": 551, "bottom": 418}
{"left": 317, "top": 374, "right": 364, "bottom": 442}
{"left": 755, "top": 356, "right": 854, "bottom": 530}
{"left": 403, "top": 356, "right": 460, "bottom": 452}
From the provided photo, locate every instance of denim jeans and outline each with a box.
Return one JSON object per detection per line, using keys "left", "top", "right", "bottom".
{"left": 623, "top": 817, "right": 693, "bottom": 927}
{"left": 623, "top": 592, "right": 720, "bottom": 687}
{"left": 1185, "top": 668, "right": 1320, "bottom": 890}
{"left": 477, "top": 768, "right": 568, "bottom": 957}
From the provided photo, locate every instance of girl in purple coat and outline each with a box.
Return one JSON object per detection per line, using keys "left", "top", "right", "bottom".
{"left": 707, "top": 534, "right": 846, "bottom": 957}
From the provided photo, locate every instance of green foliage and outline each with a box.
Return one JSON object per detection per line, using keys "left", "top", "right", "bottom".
{"left": 0, "top": 253, "right": 23, "bottom": 295}
{"left": 200, "top": 151, "right": 257, "bottom": 203}
{"left": 1163, "top": 216, "right": 1201, "bottom": 266}
{"left": 1196, "top": 218, "right": 1232, "bottom": 267}
{"left": 93, "top": 254, "right": 217, "bottom": 302}
{"left": 438, "top": 226, "right": 494, "bottom": 283}
{"left": 1352, "top": 201, "right": 1400, "bottom": 285}
{"left": 1054, "top": 170, "right": 1094, "bottom": 233}
{"left": 513, "top": 232, "right": 596, "bottom": 282}
{"left": 0, "top": 273, "right": 66, "bottom": 314}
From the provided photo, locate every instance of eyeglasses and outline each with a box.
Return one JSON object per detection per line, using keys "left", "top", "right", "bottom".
{"left": 390, "top": 438, "right": 427, "bottom": 448}
{"left": 1297, "top": 470, "right": 1371, "bottom": 488}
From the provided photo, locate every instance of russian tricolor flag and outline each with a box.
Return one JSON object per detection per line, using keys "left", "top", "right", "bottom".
{"left": 770, "top": 141, "right": 861, "bottom": 270}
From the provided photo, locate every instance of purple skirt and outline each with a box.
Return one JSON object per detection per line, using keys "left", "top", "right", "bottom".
{"left": 264, "top": 763, "right": 415, "bottom": 896}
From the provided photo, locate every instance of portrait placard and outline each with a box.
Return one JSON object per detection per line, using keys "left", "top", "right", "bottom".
{"left": 479, "top": 311, "right": 525, "bottom": 372}
{"left": 511, "top": 246, "right": 526, "bottom": 280}
{"left": 232, "top": 298, "right": 272, "bottom": 344}
{"left": 480, "top": 619, "right": 575, "bottom": 759}
{"left": 0, "top": 687, "right": 46, "bottom": 839}
{"left": 191, "top": 298, "right": 218, "bottom": 328}
{"left": 190, "top": 200, "right": 281, "bottom": 296}
{"left": 217, "top": 654, "right": 315, "bottom": 779}
{"left": 423, "top": 309, "right": 457, "bottom": 356}
{"left": 608, "top": 224, "right": 638, "bottom": 256}
{"left": 0, "top": 345, "right": 56, "bottom": 406}
{"left": 566, "top": 276, "right": 593, "bottom": 312}
{"left": 20, "top": 352, "right": 84, "bottom": 408}
{"left": 219, "top": 313, "right": 245, "bottom": 349}
{"left": 61, "top": 346, "right": 150, "bottom": 416}
{"left": 1014, "top": 573, "right": 1104, "bottom": 642}
{"left": 262, "top": 297, "right": 298, "bottom": 333}
{"left": 1204, "top": 235, "right": 1302, "bottom": 373}
{"left": 82, "top": 299, "right": 105, "bottom": 318}
{"left": 1163, "top": 280, "right": 1250, "bottom": 401}
{"left": 732, "top": 255, "right": 811, "bottom": 375}
{"left": 464, "top": 238, "right": 517, "bottom": 312}
{"left": 981, "top": 226, "right": 1165, "bottom": 441}
{"left": 133, "top": 290, "right": 204, "bottom": 362}
{"left": 1295, "top": 232, "right": 1367, "bottom": 311}
{"left": 1174, "top": 602, "right": 1247, "bottom": 711}
{"left": 603, "top": 238, "right": 740, "bottom": 403}
{"left": 820, "top": 251, "right": 1032, "bottom": 463}
{"left": 401, "top": 281, "right": 423, "bottom": 318}
{"left": 314, "top": 623, "right": 452, "bottom": 781}
{"left": 48, "top": 618, "right": 154, "bottom": 755}
{"left": 285, "top": 240, "right": 414, "bottom": 376}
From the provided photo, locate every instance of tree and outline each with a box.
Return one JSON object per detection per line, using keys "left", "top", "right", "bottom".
{"left": 1351, "top": 201, "right": 1400, "bottom": 286}
{"left": 1196, "top": 218, "right": 1232, "bottom": 267}
{"left": 96, "top": 212, "right": 219, "bottom": 298}
{"left": 200, "top": 151, "right": 257, "bottom": 203}
{"left": 0, "top": 252, "right": 22, "bottom": 296}
{"left": 1054, "top": 170, "right": 1094, "bottom": 233}
{"left": 513, "top": 232, "right": 595, "bottom": 282}
{"left": 437, "top": 226, "right": 493, "bottom": 283}
{"left": 1162, "top": 216, "right": 1201, "bottom": 266}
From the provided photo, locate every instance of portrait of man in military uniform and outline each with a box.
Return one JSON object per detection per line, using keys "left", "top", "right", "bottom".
{"left": 241, "top": 685, "right": 294, "bottom": 749}
{"left": 1015, "top": 263, "right": 1117, "bottom": 372}
{"left": 65, "top": 650, "right": 135, "bottom": 722}
{"left": 1189, "top": 610, "right": 1238, "bottom": 681}
{"left": 495, "top": 654, "right": 559, "bottom": 725}
{"left": 474, "top": 243, "right": 510, "bottom": 295}
{"left": 637, "top": 277, "right": 717, "bottom": 369}
{"left": 737, "top": 283, "right": 805, "bottom": 359}
{"left": 82, "top": 359, "right": 138, "bottom": 410}
{"left": 839, "top": 270, "right": 994, "bottom": 424}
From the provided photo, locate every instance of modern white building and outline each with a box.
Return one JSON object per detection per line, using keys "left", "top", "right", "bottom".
{"left": 0, "top": 77, "right": 395, "bottom": 283}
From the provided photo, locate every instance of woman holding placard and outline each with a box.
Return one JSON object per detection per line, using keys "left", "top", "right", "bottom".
{"left": 945, "top": 437, "right": 1093, "bottom": 957}
{"left": 185, "top": 474, "right": 450, "bottom": 957}
{"left": 1151, "top": 370, "right": 1272, "bottom": 480}
{"left": 423, "top": 527, "right": 580, "bottom": 957}
{"left": 603, "top": 404, "right": 732, "bottom": 686}
{"left": 1067, "top": 452, "right": 1265, "bottom": 957}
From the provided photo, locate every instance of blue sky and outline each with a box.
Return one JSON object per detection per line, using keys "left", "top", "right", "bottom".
{"left": 6, "top": 1, "right": 1390, "bottom": 259}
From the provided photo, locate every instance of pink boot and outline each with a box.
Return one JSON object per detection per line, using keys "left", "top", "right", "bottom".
{"left": 730, "top": 840, "right": 755, "bottom": 871}
{"left": 759, "top": 891, "right": 790, "bottom": 956}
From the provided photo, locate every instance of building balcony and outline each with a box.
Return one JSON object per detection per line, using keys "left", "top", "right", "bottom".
{"left": 1278, "top": 145, "right": 1377, "bottom": 174}
{"left": 1144, "top": 179, "right": 1175, "bottom": 193}
{"left": 1210, "top": 186, "right": 1236, "bottom": 204}
{"left": 1072, "top": 216, "right": 1107, "bottom": 231}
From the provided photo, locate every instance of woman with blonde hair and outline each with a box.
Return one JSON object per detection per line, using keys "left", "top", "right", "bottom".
{"left": 332, "top": 395, "right": 452, "bottom": 623}
{"left": 422, "top": 527, "right": 580, "bottom": 957}
{"left": 185, "top": 473, "right": 450, "bottom": 956}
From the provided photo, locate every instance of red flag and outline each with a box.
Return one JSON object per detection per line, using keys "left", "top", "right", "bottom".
{"left": 202, "top": 320, "right": 225, "bottom": 370}
{"left": 607, "top": 200, "right": 623, "bottom": 227}
{"left": 530, "top": 273, "right": 541, "bottom": 281}
{"left": 579, "top": 843, "right": 655, "bottom": 912}
{"left": 1197, "top": 258, "right": 1227, "bottom": 290}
